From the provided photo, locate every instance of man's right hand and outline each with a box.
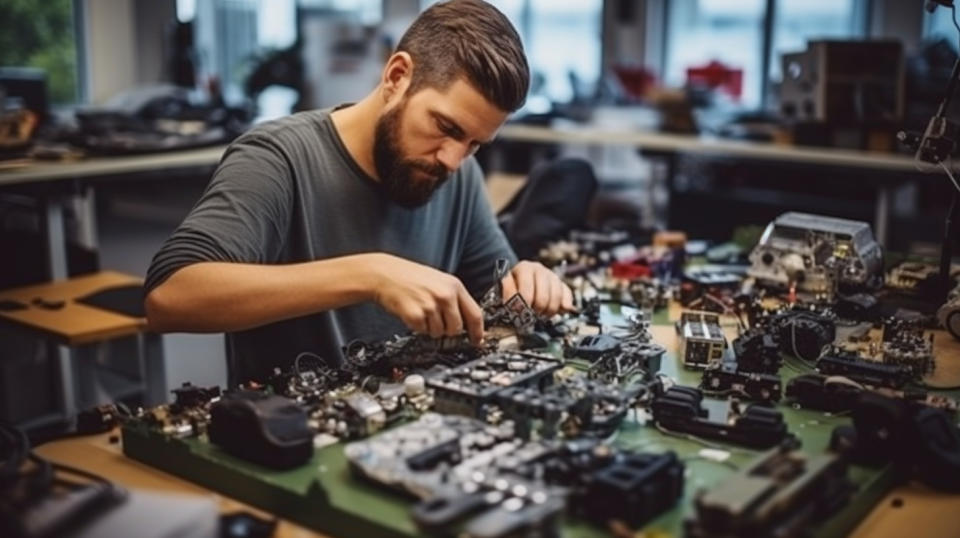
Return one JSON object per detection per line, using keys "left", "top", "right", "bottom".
{"left": 367, "top": 253, "right": 485, "bottom": 344}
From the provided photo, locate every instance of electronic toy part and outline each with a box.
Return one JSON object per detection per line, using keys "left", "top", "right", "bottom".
{"left": 208, "top": 391, "right": 313, "bottom": 470}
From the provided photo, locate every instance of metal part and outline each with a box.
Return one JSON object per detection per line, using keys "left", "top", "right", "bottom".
{"left": 677, "top": 311, "right": 729, "bottom": 369}
{"left": 748, "top": 212, "right": 883, "bottom": 296}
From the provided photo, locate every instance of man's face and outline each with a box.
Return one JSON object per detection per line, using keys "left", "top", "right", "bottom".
{"left": 373, "top": 78, "right": 509, "bottom": 208}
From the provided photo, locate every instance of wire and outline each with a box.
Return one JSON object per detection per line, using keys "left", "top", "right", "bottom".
{"left": 294, "top": 351, "right": 329, "bottom": 376}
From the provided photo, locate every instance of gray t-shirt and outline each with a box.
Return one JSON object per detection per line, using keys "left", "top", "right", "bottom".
{"left": 145, "top": 108, "right": 516, "bottom": 384}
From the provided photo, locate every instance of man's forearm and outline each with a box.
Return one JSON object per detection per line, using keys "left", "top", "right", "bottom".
{"left": 145, "top": 254, "right": 380, "bottom": 332}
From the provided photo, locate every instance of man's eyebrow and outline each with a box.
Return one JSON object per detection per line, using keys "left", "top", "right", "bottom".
{"left": 431, "top": 111, "right": 465, "bottom": 137}
{"left": 431, "top": 110, "right": 494, "bottom": 145}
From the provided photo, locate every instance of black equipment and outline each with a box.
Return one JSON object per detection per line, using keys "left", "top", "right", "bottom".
{"left": 900, "top": 0, "right": 960, "bottom": 301}
{"left": 208, "top": 391, "right": 313, "bottom": 470}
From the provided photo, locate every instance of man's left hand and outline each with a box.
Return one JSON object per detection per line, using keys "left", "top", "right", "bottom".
{"left": 500, "top": 260, "right": 574, "bottom": 317}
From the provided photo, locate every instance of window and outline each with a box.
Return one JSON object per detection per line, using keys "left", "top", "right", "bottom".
{"left": 664, "top": 0, "right": 867, "bottom": 110}
{"left": 527, "top": 0, "right": 603, "bottom": 103}
{"left": 422, "top": 0, "right": 603, "bottom": 104}
{"left": 769, "top": 0, "right": 864, "bottom": 81}
{"left": 925, "top": 3, "right": 960, "bottom": 49}
{"left": 0, "top": 0, "right": 80, "bottom": 104}
{"left": 664, "top": 0, "right": 766, "bottom": 107}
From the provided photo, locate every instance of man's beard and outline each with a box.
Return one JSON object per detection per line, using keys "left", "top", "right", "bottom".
{"left": 372, "top": 104, "right": 451, "bottom": 208}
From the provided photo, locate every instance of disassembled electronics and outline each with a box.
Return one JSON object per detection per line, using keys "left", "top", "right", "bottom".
{"left": 651, "top": 386, "right": 789, "bottom": 448}
{"left": 731, "top": 328, "right": 782, "bottom": 374}
{"left": 816, "top": 352, "right": 913, "bottom": 389}
{"left": 786, "top": 373, "right": 958, "bottom": 415}
{"left": 563, "top": 314, "right": 666, "bottom": 383}
{"left": 208, "top": 391, "right": 314, "bottom": 469}
{"left": 677, "top": 311, "right": 729, "bottom": 368}
{"left": 700, "top": 361, "right": 782, "bottom": 402}
{"left": 426, "top": 352, "right": 561, "bottom": 419}
{"left": 758, "top": 306, "right": 837, "bottom": 361}
{"left": 686, "top": 441, "right": 855, "bottom": 538}
{"left": 748, "top": 212, "right": 883, "bottom": 296}
{"left": 345, "top": 414, "right": 685, "bottom": 536}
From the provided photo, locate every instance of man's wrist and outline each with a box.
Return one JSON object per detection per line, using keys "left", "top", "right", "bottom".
{"left": 340, "top": 252, "right": 388, "bottom": 303}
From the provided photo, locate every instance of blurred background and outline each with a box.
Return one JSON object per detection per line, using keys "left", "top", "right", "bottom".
{"left": 3, "top": 0, "right": 960, "bottom": 429}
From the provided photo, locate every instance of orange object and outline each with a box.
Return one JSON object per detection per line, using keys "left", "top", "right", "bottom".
{"left": 653, "top": 231, "right": 687, "bottom": 249}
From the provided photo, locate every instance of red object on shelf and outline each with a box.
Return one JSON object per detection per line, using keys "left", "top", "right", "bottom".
{"left": 686, "top": 60, "right": 743, "bottom": 100}
{"left": 610, "top": 261, "right": 653, "bottom": 281}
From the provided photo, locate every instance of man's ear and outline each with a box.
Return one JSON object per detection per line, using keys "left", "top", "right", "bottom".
{"left": 381, "top": 51, "right": 413, "bottom": 103}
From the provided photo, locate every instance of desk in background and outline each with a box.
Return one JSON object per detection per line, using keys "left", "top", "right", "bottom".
{"left": 494, "top": 123, "right": 950, "bottom": 246}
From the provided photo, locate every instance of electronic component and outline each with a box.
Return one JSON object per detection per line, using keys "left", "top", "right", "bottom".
{"left": 677, "top": 311, "right": 728, "bottom": 368}
{"left": 786, "top": 374, "right": 862, "bottom": 413}
{"left": 426, "top": 352, "right": 560, "bottom": 419}
{"left": 679, "top": 266, "right": 744, "bottom": 310}
{"left": 786, "top": 373, "right": 958, "bottom": 415}
{"left": 208, "top": 391, "right": 313, "bottom": 469}
{"left": 816, "top": 353, "right": 912, "bottom": 389}
{"left": 747, "top": 212, "right": 883, "bottom": 296}
{"left": 651, "top": 386, "right": 789, "bottom": 449}
{"left": 494, "top": 374, "right": 636, "bottom": 440}
{"left": 764, "top": 307, "right": 836, "bottom": 361}
{"left": 700, "top": 362, "right": 782, "bottom": 402}
{"left": 564, "top": 328, "right": 665, "bottom": 384}
{"left": 881, "top": 316, "right": 935, "bottom": 378}
{"left": 346, "top": 414, "right": 684, "bottom": 536}
{"left": 938, "top": 293, "right": 960, "bottom": 340}
{"left": 686, "top": 441, "right": 855, "bottom": 538}
{"left": 573, "top": 445, "right": 685, "bottom": 528}
{"left": 731, "top": 328, "right": 782, "bottom": 374}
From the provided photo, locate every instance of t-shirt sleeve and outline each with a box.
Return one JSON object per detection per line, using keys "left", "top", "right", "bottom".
{"left": 144, "top": 135, "right": 294, "bottom": 294}
{"left": 455, "top": 159, "right": 519, "bottom": 297}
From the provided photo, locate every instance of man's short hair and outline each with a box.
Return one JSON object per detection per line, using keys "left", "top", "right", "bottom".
{"left": 396, "top": 0, "right": 530, "bottom": 112}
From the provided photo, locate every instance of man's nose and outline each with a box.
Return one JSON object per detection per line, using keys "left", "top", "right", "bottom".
{"left": 436, "top": 139, "right": 471, "bottom": 172}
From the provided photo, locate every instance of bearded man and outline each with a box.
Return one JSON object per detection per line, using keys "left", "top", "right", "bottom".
{"left": 144, "top": 0, "right": 572, "bottom": 384}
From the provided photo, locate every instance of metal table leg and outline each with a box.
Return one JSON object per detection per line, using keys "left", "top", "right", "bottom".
{"left": 143, "top": 333, "right": 167, "bottom": 405}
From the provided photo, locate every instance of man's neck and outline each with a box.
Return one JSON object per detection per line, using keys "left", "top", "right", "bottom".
{"left": 329, "top": 94, "right": 381, "bottom": 181}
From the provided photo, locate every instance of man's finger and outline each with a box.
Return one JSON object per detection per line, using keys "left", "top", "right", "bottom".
{"left": 561, "top": 283, "right": 575, "bottom": 311}
{"left": 515, "top": 265, "right": 535, "bottom": 306}
{"left": 532, "top": 268, "right": 552, "bottom": 312}
{"left": 458, "top": 286, "right": 485, "bottom": 344}
{"left": 547, "top": 272, "right": 562, "bottom": 316}
{"left": 500, "top": 273, "right": 518, "bottom": 302}
{"left": 425, "top": 308, "right": 445, "bottom": 338}
{"left": 440, "top": 293, "right": 464, "bottom": 336}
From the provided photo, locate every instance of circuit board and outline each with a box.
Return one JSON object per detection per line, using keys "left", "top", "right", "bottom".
{"left": 119, "top": 303, "right": 928, "bottom": 538}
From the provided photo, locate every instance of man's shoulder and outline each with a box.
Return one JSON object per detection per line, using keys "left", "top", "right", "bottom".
{"left": 238, "top": 109, "right": 331, "bottom": 144}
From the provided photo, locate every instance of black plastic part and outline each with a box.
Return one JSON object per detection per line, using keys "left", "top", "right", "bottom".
{"left": 208, "top": 391, "right": 313, "bottom": 470}
{"left": 580, "top": 451, "right": 685, "bottom": 528}
{"left": 785, "top": 374, "right": 861, "bottom": 412}
{"left": 411, "top": 492, "right": 489, "bottom": 532}
{"left": 652, "top": 386, "right": 788, "bottom": 449}
{"left": 909, "top": 407, "right": 960, "bottom": 492}
{"left": 850, "top": 392, "right": 910, "bottom": 466}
